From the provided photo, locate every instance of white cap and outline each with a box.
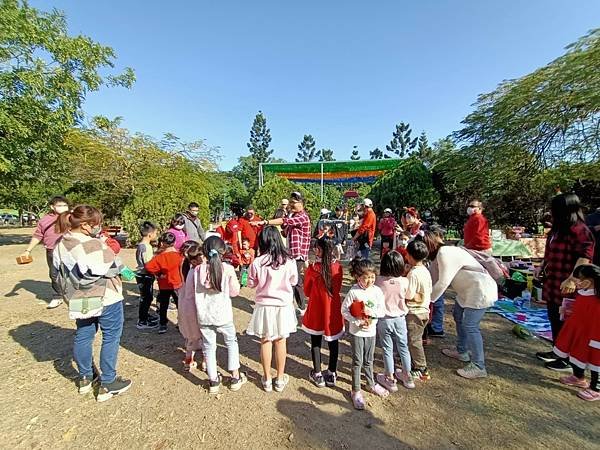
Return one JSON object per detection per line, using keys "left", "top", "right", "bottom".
{"left": 384, "top": 208, "right": 392, "bottom": 213}
{"left": 320, "top": 208, "right": 331, "bottom": 215}
{"left": 362, "top": 198, "right": 373, "bottom": 207}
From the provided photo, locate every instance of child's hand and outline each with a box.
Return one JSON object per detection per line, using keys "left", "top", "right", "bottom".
{"left": 360, "top": 318, "right": 371, "bottom": 329}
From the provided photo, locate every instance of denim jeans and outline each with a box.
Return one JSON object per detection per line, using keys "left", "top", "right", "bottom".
{"left": 359, "top": 244, "right": 371, "bottom": 260}
{"left": 430, "top": 296, "right": 445, "bottom": 333}
{"left": 377, "top": 316, "right": 411, "bottom": 375}
{"left": 293, "top": 259, "right": 307, "bottom": 309}
{"left": 200, "top": 322, "right": 240, "bottom": 381}
{"left": 73, "top": 301, "right": 124, "bottom": 384}
{"left": 453, "top": 302, "right": 487, "bottom": 369}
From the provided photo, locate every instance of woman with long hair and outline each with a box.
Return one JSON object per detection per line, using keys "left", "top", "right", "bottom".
{"left": 536, "top": 193, "right": 595, "bottom": 371}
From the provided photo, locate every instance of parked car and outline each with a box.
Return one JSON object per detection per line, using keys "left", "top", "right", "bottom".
{"left": 1, "top": 214, "right": 18, "bottom": 225}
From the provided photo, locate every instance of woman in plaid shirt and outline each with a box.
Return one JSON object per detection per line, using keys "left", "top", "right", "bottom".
{"left": 536, "top": 193, "right": 595, "bottom": 372}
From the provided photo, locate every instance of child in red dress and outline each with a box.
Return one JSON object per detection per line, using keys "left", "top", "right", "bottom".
{"left": 302, "top": 238, "right": 344, "bottom": 387}
{"left": 554, "top": 264, "right": 600, "bottom": 401}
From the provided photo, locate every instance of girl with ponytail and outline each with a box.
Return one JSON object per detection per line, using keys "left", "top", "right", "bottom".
{"left": 193, "top": 236, "right": 246, "bottom": 394}
{"left": 301, "top": 237, "right": 344, "bottom": 388}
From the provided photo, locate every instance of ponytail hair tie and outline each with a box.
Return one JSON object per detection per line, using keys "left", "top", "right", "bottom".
{"left": 208, "top": 249, "right": 219, "bottom": 258}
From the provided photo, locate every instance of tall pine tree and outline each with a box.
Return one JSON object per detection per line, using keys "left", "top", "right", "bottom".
{"left": 369, "top": 147, "right": 384, "bottom": 159}
{"left": 385, "top": 122, "right": 418, "bottom": 158}
{"left": 296, "top": 135, "right": 319, "bottom": 162}
{"left": 416, "top": 131, "right": 433, "bottom": 166}
{"left": 247, "top": 111, "right": 273, "bottom": 164}
{"left": 319, "top": 148, "right": 335, "bottom": 161}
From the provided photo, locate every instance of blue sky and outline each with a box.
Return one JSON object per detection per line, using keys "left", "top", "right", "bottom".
{"left": 34, "top": 1, "right": 600, "bottom": 170}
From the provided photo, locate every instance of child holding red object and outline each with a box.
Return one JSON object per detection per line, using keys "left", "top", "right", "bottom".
{"left": 554, "top": 264, "right": 600, "bottom": 402}
{"left": 302, "top": 238, "right": 344, "bottom": 388}
{"left": 145, "top": 232, "right": 184, "bottom": 334}
{"left": 239, "top": 238, "right": 255, "bottom": 286}
{"left": 341, "top": 258, "right": 387, "bottom": 410}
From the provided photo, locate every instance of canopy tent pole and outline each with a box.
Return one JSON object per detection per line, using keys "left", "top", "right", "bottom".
{"left": 320, "top": 163, "right": 324, "bottom": 202}
{"left": 258, "top": 163, "right": 263, "bottom": 188}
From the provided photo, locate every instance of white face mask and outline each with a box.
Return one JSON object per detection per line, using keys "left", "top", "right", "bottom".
{"left": 400, "top": 239, "right": 408, "bottom": 246}
{"left": 53, "top": 205, "right": 68, "bottom": 214}
{"left": 189, "top": 210, "right": 199, "bottom": 217}
{"left": 175, "top": 224, "right": 184, "bottom": 230}
{"left": 467, "top": 207, "right": 475, "bottom": 216}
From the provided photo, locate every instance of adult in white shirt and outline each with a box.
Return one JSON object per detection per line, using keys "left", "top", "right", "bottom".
{"left": 424, "top": 231, "right": 498, "bottom": 379}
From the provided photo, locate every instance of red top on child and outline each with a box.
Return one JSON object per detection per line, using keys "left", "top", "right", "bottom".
{"left": 145, "top": 251, "right": 184, "bottom": 290}
{"left": 463, "top": 201, "right": 491, "bottom": 252}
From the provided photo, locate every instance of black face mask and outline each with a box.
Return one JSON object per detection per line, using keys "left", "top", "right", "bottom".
{"left": 246, "top": 213, "right": 254, "bottom": 219}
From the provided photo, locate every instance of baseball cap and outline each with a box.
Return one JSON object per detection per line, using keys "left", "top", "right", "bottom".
{"left": 362, "top": 198, "right": 373, "bottom": 207}
{"left": 384, "top": 208, "right": 392, "bottom": 213}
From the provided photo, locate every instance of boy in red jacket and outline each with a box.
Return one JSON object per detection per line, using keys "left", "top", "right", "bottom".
{"left": 145, "top": 232, "right": 184, "bottom": 334}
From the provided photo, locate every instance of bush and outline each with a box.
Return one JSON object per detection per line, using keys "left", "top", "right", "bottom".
{"left": 252, "top": 177, "right": 319, "bottom": 221}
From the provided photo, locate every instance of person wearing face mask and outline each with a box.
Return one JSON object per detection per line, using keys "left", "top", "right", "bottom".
{"left": 52, "top": 205, "right": 132, "bottom": 401}
{"left": 239, "top": 206, "right": 263, "bottom": 250}
{"left": 182, "top": 202, "right": 206, "bottom": 244}
{"left": 463, "top": 200, "right": 492, "bottom": 254}
{"left": 167, "top": 213, "right": 187, "bottom": 251}
{"left": 20, "top": 196, "right": 70, "bottom": 309}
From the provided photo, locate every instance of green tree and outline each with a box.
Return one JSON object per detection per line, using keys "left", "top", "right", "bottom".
{"left": 369, "top": 147, "right": 384, "bottom": 160}
{"left": 368, "top": 156, "right": 439, "bottom": 214}
{"left": 416, "top": 131, "right": 433, "bottom": 167}
{"left": 319, "top": 148, "right": 335, "bottom": 161}
{"left": 385, "top": 122, "right": 417, "bottom": 158}
{"left": 296, "top": 135, "right": 319, "bottom": 162}
{"left": 247, "top": 111, "right": 273, "bottom": 163}
{"left": 350, "top": 148, "right": 361, "bottom": 160}
{"left": 457, "top": 29, "right": 600, "bottom": 168}
{"left": 0, "top": 0, "right": 135, "bottom": 214}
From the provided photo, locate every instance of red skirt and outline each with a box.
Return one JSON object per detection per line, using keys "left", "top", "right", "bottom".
{"left": 554, "top": 293, "right": 600, "bottom": 372}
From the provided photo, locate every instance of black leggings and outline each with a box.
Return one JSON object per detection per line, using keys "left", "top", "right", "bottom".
{"left": 157, "top": 289, "right": 178, "bottom": 326}
{"left": 310, "top": 335, "right": 339, "bottom": 373}
{"left": 572, "top": 364, "right": 599, "bottom": 392}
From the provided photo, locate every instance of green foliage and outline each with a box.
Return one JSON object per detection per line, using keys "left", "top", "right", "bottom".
{"left": 416, "top": 132, "right": 433, "bottom": 167}
{"left": 296, "top": 135, "right": 319, "bottom": 162}
{"left": 370, "top": 147, "right": 384, "bottom": 160}
{"left": 247, "top": 111, "right": 273, "bottom": 163}
{"left": 457, "top": 28, "right": 600, "bottom": 168}
{"left": 350, "top": 149, "right": 360, "bottom": 160}
{"left": 319, "top": 148, "right": 335, "bottom": 161}
{"left": 0, "top": 0, "right": 134, "bottom": 210}
{"left": 368, "top": 157, "right": 439, "bottom": 214}
{"left": 252, "top": 177, "right": 319, "bottom": 221}
{"left": 385, "top": 122, "right": 417, "bottom": 158}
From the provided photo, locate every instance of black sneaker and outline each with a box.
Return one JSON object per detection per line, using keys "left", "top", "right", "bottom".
{"left": 148, "top": 315, "right": 159, "bottom": 324}
{"left": 309, "top": 370, "right": 326, "bottom": 387}
{"left": 136, "top": 320, "right": 159, "bottom": 330}
{"left": 323, "top": 370, "right": 337, "bottom": 387}
{"left": 158, "top": 325, "right": 167, "bottom": 334}
{"left": 229, "top": 372, "right": 248, "bottom": 392}
{"left": 545, "top": 359, "right": 572, "bottom": 372}
{"left": 209, "top": 374, "right": 222, "bottom": 394}
{"left": 536, "top": 350, "right": 558, "bottom": 363}
{"left": 78, "top": 375, "right": 98, "bottom": 395}
{"left": 97, "top": 377, "right": 132, "bottom": 402}
{"left": 427, "top": 326, "right": 445, "bottom": 338}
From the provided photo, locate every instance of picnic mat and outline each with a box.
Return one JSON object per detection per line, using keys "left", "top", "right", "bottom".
{"left": 488, "top": 299, "right": 552, "bottom": 341}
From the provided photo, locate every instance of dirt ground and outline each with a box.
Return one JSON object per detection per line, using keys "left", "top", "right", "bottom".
{"left": 0, "top": 227, "right": 598, "bottom": 450}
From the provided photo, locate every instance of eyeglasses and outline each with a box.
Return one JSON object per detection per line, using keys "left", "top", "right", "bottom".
{"left": 468, "top": 204, "right": 479, "bottom": 208}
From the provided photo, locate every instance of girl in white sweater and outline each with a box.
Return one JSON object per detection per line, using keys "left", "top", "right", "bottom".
{"left": 424, "top": 231, "right": 497, "bottom": 379}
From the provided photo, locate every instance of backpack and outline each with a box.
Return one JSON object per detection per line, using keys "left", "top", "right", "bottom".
{"left": 463, "top": 248, "right": 509, "bottom": 285}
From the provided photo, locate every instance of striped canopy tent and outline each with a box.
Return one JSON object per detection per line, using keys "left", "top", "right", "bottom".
{"left": 259, "top": 159, "right": 402, "bottom": 200}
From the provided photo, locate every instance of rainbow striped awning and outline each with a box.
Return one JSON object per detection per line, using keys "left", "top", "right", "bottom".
{"left": 261, "top": 159, "right": 401, "bottom": 184}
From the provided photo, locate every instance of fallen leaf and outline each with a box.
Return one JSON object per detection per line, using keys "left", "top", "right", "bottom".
{"left": 63, "top": 427, "right": 77, "bottom": 442}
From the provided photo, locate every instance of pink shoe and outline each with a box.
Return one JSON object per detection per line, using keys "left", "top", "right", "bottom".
{"left": 367, "top": 383, "right": 390, "bottom": 398}
{"left": 559, "top": 375, "right": 588, "bottom": 388}
{"left": 376, "top": 373, "right": 398, "bottom": 393}
{"left": 577, "top": 388, "right": 600, "bottom": 402}
{"left": 351, "top": 391, "right": 366, "bottom": 410}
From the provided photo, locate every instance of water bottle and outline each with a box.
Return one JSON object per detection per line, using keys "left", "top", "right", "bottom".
{"left": 521, "top": 290, "right": 532, "bottom": 309}
{"left": 120, "top": 266, "right": 136, "bottom": 281}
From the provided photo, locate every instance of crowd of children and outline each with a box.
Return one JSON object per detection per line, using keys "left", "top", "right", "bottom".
{"left": 131, "top": 207, "right": 600, "bottom": 406}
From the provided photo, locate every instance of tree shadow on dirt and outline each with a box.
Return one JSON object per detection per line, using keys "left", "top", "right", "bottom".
{"left": 277, "top": 386, "right": 411, "bottom": 449}
{"left": 9, "top": 321, "right": 79, "bottom": 382}
{"left": 0, "top": 232, "right": 31, "bottom": 246}
{"left": 5, "top": 279, "right": 53, "bottom": 304}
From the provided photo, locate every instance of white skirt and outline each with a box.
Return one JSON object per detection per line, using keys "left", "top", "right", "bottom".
{"left": 246, "top": 304, "right": 298, "bottom": 341}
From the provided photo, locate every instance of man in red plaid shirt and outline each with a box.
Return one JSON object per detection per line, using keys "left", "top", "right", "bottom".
{"left": 256, "top": 191, "right": 312, "bottom": 311}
